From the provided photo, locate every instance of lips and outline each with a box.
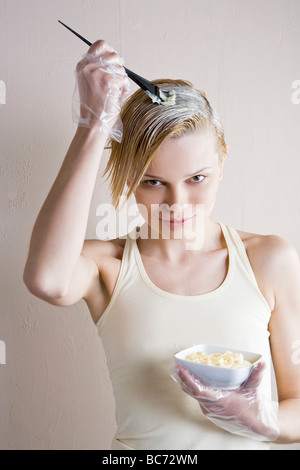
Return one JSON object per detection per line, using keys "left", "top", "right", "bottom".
{"left": 161, "top": 215, "right": 196, "bottom": 225}
{"left": 170, "top": 218, "right": 192, "bottom": 223}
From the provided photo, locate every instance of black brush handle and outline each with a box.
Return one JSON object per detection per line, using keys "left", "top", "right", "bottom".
{"left": 58, "top": 21, "right": 160, "bottom": 97}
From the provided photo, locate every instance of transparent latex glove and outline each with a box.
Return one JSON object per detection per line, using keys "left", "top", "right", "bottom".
{"left": 73, "top": 40, "right": 130, "bottom": 142}
{"left": 173, "top": 362, "right": 280, "bottom": 442}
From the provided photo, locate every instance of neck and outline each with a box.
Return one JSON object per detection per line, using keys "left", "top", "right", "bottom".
{"left": 136, "top": 218, "right": 222, "bottom": 262}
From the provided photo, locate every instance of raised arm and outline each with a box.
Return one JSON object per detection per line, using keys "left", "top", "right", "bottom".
{"left": 23, "top": 40, "right": 129, "bottom": 303}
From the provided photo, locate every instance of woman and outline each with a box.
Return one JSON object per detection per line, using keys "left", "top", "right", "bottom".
{"left": 23, "top": 40, "right": 300, "bottom": 450}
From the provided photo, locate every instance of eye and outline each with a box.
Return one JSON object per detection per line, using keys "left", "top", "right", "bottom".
{"left": 190, "top": 175, "right": 206, "bottom": 183}
{"left": 143, "top": 179, "right": 163, "bottom": 187}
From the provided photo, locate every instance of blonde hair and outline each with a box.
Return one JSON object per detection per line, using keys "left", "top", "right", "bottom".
{"left": 103, "top": 79, "right": 227, "bottom": 208}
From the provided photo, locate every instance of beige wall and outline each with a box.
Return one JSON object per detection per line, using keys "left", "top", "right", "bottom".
{"left": 1, "top": 0, "right": 300, "bottom": 450}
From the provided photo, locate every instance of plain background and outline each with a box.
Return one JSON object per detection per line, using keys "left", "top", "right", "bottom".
{"left": 1, "top": 0, "right": 300, "bottom": 450}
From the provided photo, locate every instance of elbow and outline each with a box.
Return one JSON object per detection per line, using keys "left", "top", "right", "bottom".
{"left": 23, "top": 267, "right": 68, "bottom": 300}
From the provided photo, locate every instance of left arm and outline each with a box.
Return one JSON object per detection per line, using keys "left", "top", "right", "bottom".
{"left": 268, "top": 237, "right": 300, "bottom": 444}
{"left": 175, "top": 235, "right": 300, "bottom": 444}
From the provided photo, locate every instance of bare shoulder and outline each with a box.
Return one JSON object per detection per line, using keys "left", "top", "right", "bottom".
{"left": 236, "top": 228, "right": 298, "bottom": 265}
{"left": 236, "top": 227, "right": 299, "bottom": 310}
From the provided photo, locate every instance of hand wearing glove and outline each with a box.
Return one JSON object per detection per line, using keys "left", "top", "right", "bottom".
{"left": 73, "top": 40, "right": 130, "bottom": 142}
{"left": 174, "top": 362, "right": 280, "bottom": 442}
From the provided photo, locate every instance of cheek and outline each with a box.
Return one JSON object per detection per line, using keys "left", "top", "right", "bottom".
{"left": 191, "top": 177, "right": 221, "bottom": 204}
{"left": 135, "top": 188, "right": 173, "bottom": 227}
{"left": 206, "top": 179, "right": 221, "bottom": 200}
{"left": 201, "top": 178, "right": 221, "bottom": 216}
{"left": 134, "top": 188, "right": 155, "bottom": 221}
{"left": 134, "top": 186, "right": 163, "bottom": 206}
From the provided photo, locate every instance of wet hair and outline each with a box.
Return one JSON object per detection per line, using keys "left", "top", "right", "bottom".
{"left": 103, "top": 79, "right": 227, "bottom": 208}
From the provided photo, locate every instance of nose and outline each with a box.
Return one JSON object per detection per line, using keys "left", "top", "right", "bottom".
{"left": 161, "top": 185, "right": 192, "bottom": 218}
{"left": 165, "top": 184, "right": 188, "bottom": 206}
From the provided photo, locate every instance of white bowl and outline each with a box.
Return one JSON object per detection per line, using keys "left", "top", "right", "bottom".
{"left": 175, "top": 344, "right": 263, "bottom": 390}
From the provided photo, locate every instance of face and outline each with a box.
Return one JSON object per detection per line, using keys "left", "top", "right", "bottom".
{"left": 131, "top": 130, "right": 226, "bottom": 240}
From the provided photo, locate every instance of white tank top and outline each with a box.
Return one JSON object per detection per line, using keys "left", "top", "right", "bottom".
{"left": 97, "top": 222, "right": 272, "bottom": 450}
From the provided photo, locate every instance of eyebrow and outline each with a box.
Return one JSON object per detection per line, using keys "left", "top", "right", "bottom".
{"left": 143, "top": 167, "right": 213, "bottom": 180}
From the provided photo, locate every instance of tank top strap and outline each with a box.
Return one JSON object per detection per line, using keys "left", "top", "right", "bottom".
{"left": 121, "top": 228, "right": 138, "bottom": 273}
{"left": 108, "top": 229, "right": 137, "bottom": 299}
{"left": 223, "top": 223, "right": 261, "bottom": 289}
{"left": 97, "top": 229, "right": 138, "bottom": 331}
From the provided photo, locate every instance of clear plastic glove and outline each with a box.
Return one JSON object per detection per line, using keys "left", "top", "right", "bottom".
{"left": 173, "top": 362, "right": 280, "bottom": 442}
{"left": 73, "top": 40, "right": 130, "bottom": 142}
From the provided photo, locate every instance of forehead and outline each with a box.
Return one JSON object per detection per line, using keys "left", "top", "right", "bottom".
{"left": 145, "top": 130, "right": 218, "bottom": 178}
